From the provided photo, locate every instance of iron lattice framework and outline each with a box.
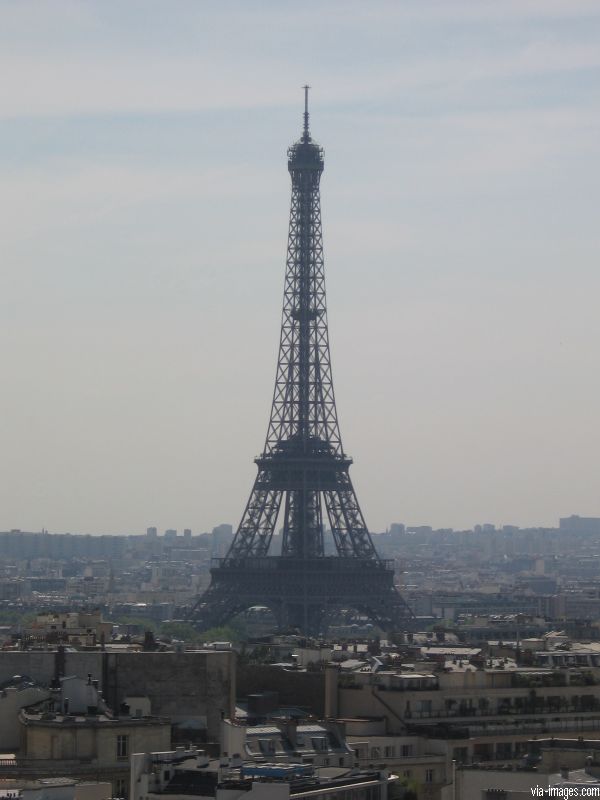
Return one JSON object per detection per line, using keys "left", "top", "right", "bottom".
{"left": 191, "top": 90, "right": 413, "bottom": 634}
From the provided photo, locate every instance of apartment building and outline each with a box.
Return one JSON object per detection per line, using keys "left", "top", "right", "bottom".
{"left": 345, "top": 726, "right": 447, "bottom": 800}
{"left": 221, "top": 718, "right": 354, "bottom": 769}
{"left": 130, "top": 746, "right": 395, "bottom": 800}
{"left": 326, "top": 654, "right": 600, "bottom": 799}
{"left": 0, "top": 674, "right": 170, "bottom": 798}
{"left": 8, "top": 709, "right": 171, "bottom": 797}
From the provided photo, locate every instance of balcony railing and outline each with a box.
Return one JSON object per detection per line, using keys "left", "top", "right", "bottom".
{"left": 407, "top": 700, "right": 600, "bottom": 721}
{"left": 409, "top": 716, "right": 600, "bottom": 739}
{"left": 0, "top": 758, "right": 129, "bottom": 775}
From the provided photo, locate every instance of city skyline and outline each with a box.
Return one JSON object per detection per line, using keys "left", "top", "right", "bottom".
{"left": 1, "top": 1, "right": 600, "bottom": 534}
{"left": 1, "top": 514, "right": 596, "bottom": 539}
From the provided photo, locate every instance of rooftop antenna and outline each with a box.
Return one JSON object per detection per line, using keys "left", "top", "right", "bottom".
{"left": 302, "top": 84, "right": 310, "bottom": 141}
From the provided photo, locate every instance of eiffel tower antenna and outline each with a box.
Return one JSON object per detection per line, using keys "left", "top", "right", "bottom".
{"left": 189, "top": 92, "right": 413, "bottom": 635}
{"left": 302, "top": 84, "right": 310, "bottom": 140}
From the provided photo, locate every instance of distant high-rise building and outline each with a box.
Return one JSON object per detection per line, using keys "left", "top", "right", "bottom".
{"left": 407, "top": 526, "right": 433, "bottom": 535}
{"left": 560, "top": 515, "right": 600, "bottom": 535}
{"left": 211, "top": 524, "right": 234, "bottom": 558}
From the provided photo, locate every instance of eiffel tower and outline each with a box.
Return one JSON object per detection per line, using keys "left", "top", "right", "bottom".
{"left": 191, "top": 89, "right": 413, "bottom": 635}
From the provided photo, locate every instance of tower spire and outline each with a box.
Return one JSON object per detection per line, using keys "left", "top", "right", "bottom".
{"left": 302, "top": 84, "right": 310, "bottom": 141}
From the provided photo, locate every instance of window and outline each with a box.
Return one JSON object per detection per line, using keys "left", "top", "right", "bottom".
{"left": 259, "top": 739, "right": 275, "bottom": 755}
{"left": 401, "top": 745, "right": 413, "bottom": 757}
{"left": 115, "top": 778, "right": 127, "bottom": 798}
{"left": 384, "top": 746, "right": 395, "bottom": 758}
{"left": 116, "top": 735, "right": 129, "bottom": 760}
{"left": 403, "top": 770, "right": 411, "bottom": 779}
{"left": 453, "top": 747, "right": 468, "bottom": 764}
{"left": 425, "top": 769, "right": 434, "bottom": 784}
{"left": 496, "top": 743, "right": 512, "bottom": 760}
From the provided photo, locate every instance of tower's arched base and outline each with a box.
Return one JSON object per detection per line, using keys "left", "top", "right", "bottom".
{"left": 189, "top": 556, "right": 413, "bottom": 636}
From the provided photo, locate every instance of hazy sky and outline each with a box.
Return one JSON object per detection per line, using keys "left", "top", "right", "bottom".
{"left": 1, "top": 0, "right": 600, "bottom": 535}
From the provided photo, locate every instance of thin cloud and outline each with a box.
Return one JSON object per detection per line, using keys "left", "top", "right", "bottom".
{"left": 0, "top": 6, "right": 599, "bottom": 119}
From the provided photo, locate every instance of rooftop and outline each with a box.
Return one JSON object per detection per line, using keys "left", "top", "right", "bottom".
{"left": 20, "top": 710, "right": 169, "bottom": 727}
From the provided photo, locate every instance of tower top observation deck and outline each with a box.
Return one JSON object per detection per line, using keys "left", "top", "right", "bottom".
{"left": 288, "top": 85, "right": 323, "bottom": 173}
